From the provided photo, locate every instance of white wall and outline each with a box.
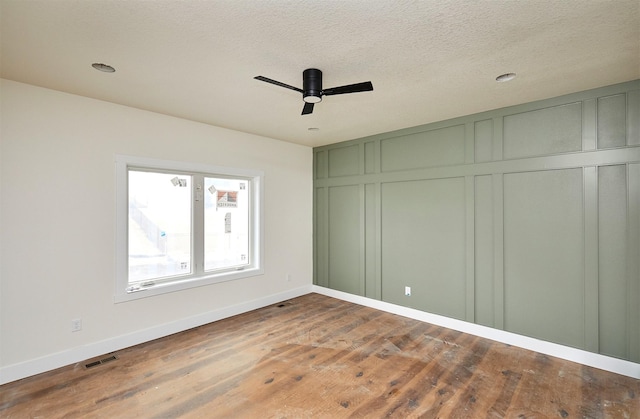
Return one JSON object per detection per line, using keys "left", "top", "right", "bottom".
{"left": 0, "top": 79, "right": 313, "bottom": 383}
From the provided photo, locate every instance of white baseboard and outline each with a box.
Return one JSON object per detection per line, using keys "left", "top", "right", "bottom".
{"left": 3, "top": 284, "right": 637, "bottom": 385}
{"left": 312, "top": 285, "right": 640, "bottom": 380}
{"left": 0, "top": 285, "right": 313, "bottom": 385}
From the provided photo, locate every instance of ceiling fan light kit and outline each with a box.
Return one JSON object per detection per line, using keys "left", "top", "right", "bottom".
{"left": 254, "top": 68, "right": 373, "bottom": 115}
{"left": 302, "top": 68, "right": 323, "bottom": 104}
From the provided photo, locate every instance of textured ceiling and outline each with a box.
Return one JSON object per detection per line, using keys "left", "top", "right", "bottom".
{"left": 1, "top": 0, "right": 639, "bottom": 147}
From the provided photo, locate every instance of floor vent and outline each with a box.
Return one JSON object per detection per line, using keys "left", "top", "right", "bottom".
{"left": 85, "top": 354, "right": 118, "bottom": 369}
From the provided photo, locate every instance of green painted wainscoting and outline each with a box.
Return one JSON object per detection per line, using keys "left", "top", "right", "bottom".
{"left": 313, "top": 80, "right": 640, "bottom": 363}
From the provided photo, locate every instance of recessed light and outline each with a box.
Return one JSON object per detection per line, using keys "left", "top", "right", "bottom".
{"left": 308, "top": 127, "right": 320, "bottom": 131}
{"left": 92, "top": 63, "right": 116, "bottom": 73}
{"left": 496, "top": 73, "right": 516, "bottom": 82}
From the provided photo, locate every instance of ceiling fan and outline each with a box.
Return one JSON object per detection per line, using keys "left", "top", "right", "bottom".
{"left": 254, "top": 68, "right": 373, "bottom": 115}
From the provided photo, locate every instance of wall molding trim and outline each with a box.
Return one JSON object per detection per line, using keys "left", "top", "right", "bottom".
{"left": 312, "top": 285, "right": 640, "bottom": 379}
{"left": 0, "top": 285, "right": 313, "bottom": 385}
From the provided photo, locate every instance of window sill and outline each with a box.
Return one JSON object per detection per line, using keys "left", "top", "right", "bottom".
{"left": 114, "top": 267, "right": 264, "bottom": 303}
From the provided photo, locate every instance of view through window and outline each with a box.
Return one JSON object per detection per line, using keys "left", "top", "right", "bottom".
{"left": 116, "top": 156, "right": 263, "bottom": 301}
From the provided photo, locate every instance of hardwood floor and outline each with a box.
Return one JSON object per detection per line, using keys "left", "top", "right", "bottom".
{"left": 1, "top": 293, "right": 638, "bottom": 418}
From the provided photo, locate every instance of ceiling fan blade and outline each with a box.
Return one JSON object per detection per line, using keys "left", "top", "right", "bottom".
{"left": 322, "top": 81, "right": 373, "bottom": 96}
{"left": 302, "top": 102, "right": 314, "bottom": 115}
{"left": 254, "top": 76, "right": 303, "bottom": 93}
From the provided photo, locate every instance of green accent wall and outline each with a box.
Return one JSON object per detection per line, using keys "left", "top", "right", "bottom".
{"left": 313, "top": 80, "right": 640, "bottom": 363}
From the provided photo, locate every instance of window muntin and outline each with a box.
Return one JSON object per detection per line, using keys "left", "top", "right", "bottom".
{"left": 115, "top": 156, "right": 263, "bottom": 302}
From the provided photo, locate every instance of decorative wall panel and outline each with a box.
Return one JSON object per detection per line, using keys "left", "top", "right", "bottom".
{"left": 474, "top": 119, "right": 493, "bottom": 163}
{"left": 328, "top": 185, "right": 361, "bottom": 294}
{"left": 313, "top": 80, "right": 640, "bottom": 362}
{"left": 364, "top": 183, "right": 378, "bottom": 298}
{"left": 474, "top": 175, "right": 494, "bottom": 327}
{"left": 381, "top": 178, "right": 466, "bottom": 319}
{"left": 598, "top": 165, "right": 629, "bottom": 358}
{"left": 380, "top": 124, "right": 465, "bottom": 172}
{"left": 503, "top": 102, "right": 582, "bottom": 159}
{"left": 365, "top": 142, "right": 376, "bottom": 174}
{"left": 315, "top": 150, "right": 327, "bottom": 179}
{"left": 597, "top": 94, "right": 627, "bottom": 149}
{"left": 328, "top": 144, "right": 359, "bottom": 177}
{"left": 503, "top": 169, "right": 585, "bottom": 348}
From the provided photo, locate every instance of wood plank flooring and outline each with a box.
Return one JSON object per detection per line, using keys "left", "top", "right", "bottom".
{"left": 1, "top": 293, "right": 638, "bottom": 418}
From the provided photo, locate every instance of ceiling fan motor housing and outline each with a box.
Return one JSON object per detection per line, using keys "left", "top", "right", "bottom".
{"left": 303, "top": 68, "right": 323, "bottom": 103}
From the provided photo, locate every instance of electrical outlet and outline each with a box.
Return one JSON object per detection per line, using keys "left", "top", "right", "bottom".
{"left": 71, "top": 318, "right": 82, "bottom": 332}
{"left": 286, "top": 273, "right": 291, "bottom": 282}
{"left": 404, "top": 286, "right": 411, "bottom": 296}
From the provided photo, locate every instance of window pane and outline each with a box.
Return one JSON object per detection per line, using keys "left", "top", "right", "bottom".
{"left": 128, "top": 171, "right": 192, "bottom": 282}
{"left": 204, "top": 177, "right": 250, "bottom": 271}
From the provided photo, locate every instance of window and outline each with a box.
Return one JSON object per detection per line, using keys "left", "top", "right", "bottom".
{"left": 115, "top": 155, "right": 263, "bottom": 302}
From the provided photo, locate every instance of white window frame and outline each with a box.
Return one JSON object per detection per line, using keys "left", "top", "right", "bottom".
{"left": 115, "top": 155, "right": 264, "bottom": 302}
